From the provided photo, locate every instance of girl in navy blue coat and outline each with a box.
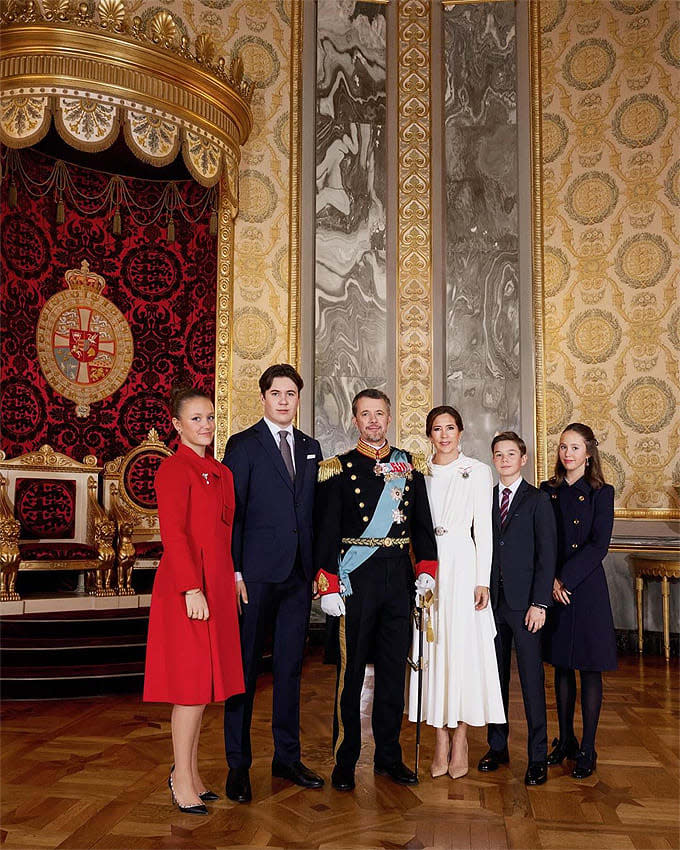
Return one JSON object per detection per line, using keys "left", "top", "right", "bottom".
{"left": 540, "top": 423, "right": 615, "bottom": 780}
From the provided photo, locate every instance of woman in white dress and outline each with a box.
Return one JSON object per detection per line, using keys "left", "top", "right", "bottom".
{"left": 408, "top": 406, "right": 505, "bottom": 778}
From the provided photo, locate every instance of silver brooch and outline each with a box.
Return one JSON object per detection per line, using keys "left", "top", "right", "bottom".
{"left": 434, "top": 526, "right": 447, "bottom": 536}
{"left": 460, "top": 467, "right": 471, "bottom": 479}
{"left": 201, "top": 472, "right": 210, "bottom": 485}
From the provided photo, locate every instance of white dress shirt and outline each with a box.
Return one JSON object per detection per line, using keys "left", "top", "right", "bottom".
{"left": 263, "top": 416, "right": 295, "bottom": 472}
{"left": 498, "top": 475, "right": 523, "bottom": 509}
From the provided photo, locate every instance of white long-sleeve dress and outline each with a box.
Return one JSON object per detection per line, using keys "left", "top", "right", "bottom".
{"left": 407, "top": 453, "right": 505, "bottom": 728}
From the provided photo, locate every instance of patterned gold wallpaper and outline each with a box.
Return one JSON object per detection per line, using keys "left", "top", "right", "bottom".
{"left": 539, "top": 0, "right": 679, "bottom": 518}
{"left": 140, "top": 0, "right": 298, "bottom": 434}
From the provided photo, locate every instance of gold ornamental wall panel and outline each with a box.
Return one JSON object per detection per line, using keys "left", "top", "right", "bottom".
{"left": 396, "top": 0, "right": 433, "bottom": 454}
{"left": 535, "top": 0, "right": 679, "bottom": 518}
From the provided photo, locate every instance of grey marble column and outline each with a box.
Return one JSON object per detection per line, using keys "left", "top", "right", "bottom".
{"left": 443, "top": 2, "right": 520, "bottom": 463}
{"left": 314, "top": 0, "right": 387, "bottom": 457}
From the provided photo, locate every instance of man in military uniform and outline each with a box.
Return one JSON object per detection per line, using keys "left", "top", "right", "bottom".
{"left": 314, "top": 389, "right": 438, "bottom": 791}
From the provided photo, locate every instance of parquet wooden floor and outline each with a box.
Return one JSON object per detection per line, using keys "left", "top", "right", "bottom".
{"left": 1, "top": 649, "right": 679, "bottom": 850}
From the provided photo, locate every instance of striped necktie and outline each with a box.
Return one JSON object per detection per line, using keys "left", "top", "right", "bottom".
{"left": 500, "top": 487, "right": 511, "bottom": 525}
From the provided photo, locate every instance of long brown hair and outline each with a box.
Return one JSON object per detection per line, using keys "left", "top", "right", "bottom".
{"left": 552, "top": 422, "right": 606, "bottom": 489}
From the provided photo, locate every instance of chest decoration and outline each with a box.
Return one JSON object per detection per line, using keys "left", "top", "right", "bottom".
{"left": 374, "top": 460, "right": 413, "bottom": 482}
{"left": 390, "top": 486, "right": 403, "bottom": 502}
{"left": 392, "top": 508, "right": 406, "bottom": 525}
{"left": 460, "top": 467, "right": 471, "bottom": 479}
{"left": 201, "top": 472, "right": 211, "bottom": 485}
{"left": 434, "top": 526, "right": 447, "bottom": 536}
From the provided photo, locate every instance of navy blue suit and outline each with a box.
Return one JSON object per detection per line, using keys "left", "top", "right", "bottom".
{"left": 222, "top": 419, "right": 322, "bottom": 768}
{"left": 487, "top": 479, "right": 557, "bottom": 762}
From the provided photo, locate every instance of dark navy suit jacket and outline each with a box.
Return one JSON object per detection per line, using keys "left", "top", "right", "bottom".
{"left": 491, "top": 478, "right": 557, "bottom": 611}
{"left": 223, "top": 418, "right": 322, "bottom": 583}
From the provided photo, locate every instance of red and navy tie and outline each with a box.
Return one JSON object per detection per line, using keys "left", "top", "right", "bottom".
{"left": 500, "top": 487, "right": 511, "bottom": 526}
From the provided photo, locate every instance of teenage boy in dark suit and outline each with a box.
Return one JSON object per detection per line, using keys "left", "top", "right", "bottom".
{"left": 478, "top": 432, "right": 557, "bottom": 786}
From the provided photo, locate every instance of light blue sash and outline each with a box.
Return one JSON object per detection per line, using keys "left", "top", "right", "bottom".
{"left": 339, "top": 450, "right": 409, "bottom": 598}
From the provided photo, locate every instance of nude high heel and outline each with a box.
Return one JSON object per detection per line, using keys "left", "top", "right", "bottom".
{"left": 431, "top": 735, "right": 452, "bottom": 778}
{"left": 448, "top": 735, "right": 469, "bottom": 780}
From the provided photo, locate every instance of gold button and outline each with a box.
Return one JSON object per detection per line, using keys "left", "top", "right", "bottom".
{"left": 573, "top": 519, "right": 579, "bottom": 525}
{"left": 578, "top": 495, "right": 585, "bottom": 501}
{"left": 404, "top": 500, "right": 409, "bottom": 506}
{"left": 405, "top": 485, "right": 410, "bottom": 491}
{"left": 355, "top": 488, "right": 360, "bottom": 494}
{"left": 351, "top": 474, "right": 357, "bottom": 480}
{"left": 401, "top": 530, "right": 406, "bottom": 535}
{"left": 572, "top": 543, "right": 578, "bottom": 549}
{"left": 359, "top": 502, "right": 365, "bottom": 508}
{"left": 551, "top": 494, "right": 557, "bottom": 499}
{"left": 347, "top": 462, "right": 352, "bottom": 468}
{"left": 363, "top": 516, "right": 369, "bottom": 522}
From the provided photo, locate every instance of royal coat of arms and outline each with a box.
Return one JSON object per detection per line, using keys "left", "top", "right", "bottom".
{"left": 36, "top": 261, "right": 134, "bottom": 417}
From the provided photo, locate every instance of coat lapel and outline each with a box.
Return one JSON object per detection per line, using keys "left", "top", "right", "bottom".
{"left": 501, "top": 479, "right": 530, "bottom": 533}
{"left": 293, "top": 428, "right": 307, "bottom": 493}
{"left": 253, "top": 419, "right": 294, "bottom": 492}
{"left": 492, "top": 484, "right": 501, "bottom": 534}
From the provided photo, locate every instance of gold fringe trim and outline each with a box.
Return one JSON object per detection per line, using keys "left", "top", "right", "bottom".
{"left": 318, "top": 456, "right": 342, "bottom": 483}
{"left": 411, "top": 452, "right": 429, "bottom": 476}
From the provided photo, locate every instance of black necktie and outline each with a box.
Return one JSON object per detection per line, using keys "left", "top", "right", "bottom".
{"left": 278, "top": 430, "right": 295, "bottom": 481}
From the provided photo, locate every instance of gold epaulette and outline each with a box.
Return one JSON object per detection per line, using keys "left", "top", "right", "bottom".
{"left": 318, "top": 456, "right": 342, "bottom": 483}
{"left": 411, "top": 452, "right": 430, "bottom": 476}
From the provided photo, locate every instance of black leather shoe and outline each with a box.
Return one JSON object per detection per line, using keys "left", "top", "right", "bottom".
{"left": 331, "top": 764, "right": 355, "bottom": 791}
{"left": 524, "top": 761, "right": 548, "bottom": 786}
{"left": 374, "top": 761, "right": 418, "bottom": 785}
{"left": 272, "top": 759, "right": 324, "bottom": 788}
{"left": 225, "top": 767, "right": 252, "bottom": 803}
{"left": 572, "top": 750, "right": 597, "bottom": 779}
{"left": 547, "top": 736, "right": 580, "bottom": 766}
{"left": 199, "top": 790, "right": 220, "bottom": 801}
{"left": 477, "top": 748, "right": 510, "bottom": 772}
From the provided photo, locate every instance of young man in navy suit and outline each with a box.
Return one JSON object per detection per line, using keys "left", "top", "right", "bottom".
{"left": 478, "top": 432, "right": 557, "bottom": 786}
{"left": 222, "top": 364, "right": 324, "bottom": 802}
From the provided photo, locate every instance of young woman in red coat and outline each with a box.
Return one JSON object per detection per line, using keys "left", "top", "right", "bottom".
{"left": 144, "top": 386, "right": 244, "bottom": 814}
{"left": 540, "top": 423, "right": 616, "bottom": 781}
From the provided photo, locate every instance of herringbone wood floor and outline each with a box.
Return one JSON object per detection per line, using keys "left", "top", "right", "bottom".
{"left": 1, "top": 649, "right": 679, "bottom": 850}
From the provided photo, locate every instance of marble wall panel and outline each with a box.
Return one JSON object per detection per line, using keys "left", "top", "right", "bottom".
{"left": 314, "top": 0, "right": 387, "bottom": 458}
{"left": 443, "top": 2, "right": 520, "bottom": 464}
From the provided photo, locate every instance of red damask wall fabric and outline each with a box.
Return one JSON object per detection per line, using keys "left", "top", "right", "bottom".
{"left": 0, "top": 148, "right": 217, "bottom": 463}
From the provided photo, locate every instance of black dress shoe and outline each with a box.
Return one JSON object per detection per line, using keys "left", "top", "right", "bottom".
{"left": 168, "top": 771, "right": 209, "bottom": 815}
{"left": 272, "top": 759, "right": 324, "bottom": 788}
{"left": 225, "top": 767, "right": 252, "bottom": 803}
{"left": 572, "top": 750, "right": 597, "bottom": 779}
{"left": 524, "top": 761, "right": 548, "bottom": 786}
{"left": 547, "top": 736, "right": 580, "bottom": 766}
{"left": 199, "top": 790, "right": 220, "bottom": 801}
{"left": 374, "top": 761, "right": 418, "bottom": 785}
{"left": 331, "top": 764, "right": 355, "bottom": 791}
{"left": 477, "top": 748, "right": 510, "bottom": 772}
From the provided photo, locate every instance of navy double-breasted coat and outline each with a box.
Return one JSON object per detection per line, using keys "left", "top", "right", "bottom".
{"left": 539, "top": 477, "right": 617, "bottom": 672}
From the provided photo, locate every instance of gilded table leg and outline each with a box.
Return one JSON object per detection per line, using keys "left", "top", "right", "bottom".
{"left": 661, "top": 576, "right": 670, "bottom": 662}
{"left": 635, "top": 575, "right": 644, "bottom": 654}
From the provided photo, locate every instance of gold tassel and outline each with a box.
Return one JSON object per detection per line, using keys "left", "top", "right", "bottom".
{"left": 317, "top": 456, "right": 342, "bottom": 483}
{"left": 8, "top": 180, "right": 17, "bottom": 209}
{"left": 112, "top": 208, "right": 121, "bottom": 236}
{"left": 56, "top": 197, "right": 65, "bottom": 224}
{"left": 166, "top": 217, "right": 175, "bottom": 242}
{"left": 209, "top": 210, "right": 218, "bottom": 236}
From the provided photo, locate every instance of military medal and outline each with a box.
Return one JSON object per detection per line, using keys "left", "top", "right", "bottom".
{"left": 392, "top": 508, "right": 406, "bottom": 524}
{"left": 390, "top": 487, "right": 403, "bottom": 502}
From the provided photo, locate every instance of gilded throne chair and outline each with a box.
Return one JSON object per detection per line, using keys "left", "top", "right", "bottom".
{"left": 0, "top": 446, "right": 115, "bottom": 600}
{"left": 103, "top": 429, "right": 172, "bottom": 595}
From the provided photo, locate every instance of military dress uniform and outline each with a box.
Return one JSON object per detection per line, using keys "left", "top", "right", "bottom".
{"left": 315, "top": 440, "right": 437, "bottom": 774}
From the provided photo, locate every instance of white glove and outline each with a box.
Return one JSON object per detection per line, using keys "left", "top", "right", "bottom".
{"left": 321, "top": 592, "right": 346, "bottom": 617}
{"left": 414, "top": 573, "right": 435, "bottom": 604}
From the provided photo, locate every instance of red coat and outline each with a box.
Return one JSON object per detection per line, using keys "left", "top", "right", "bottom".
{"left": 143, "top": 444, "right": 245, "bottom": 704}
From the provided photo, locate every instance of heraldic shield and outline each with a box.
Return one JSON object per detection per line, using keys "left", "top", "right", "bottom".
{"left": 36, "top": 261, "right": 134, "bottom": 417}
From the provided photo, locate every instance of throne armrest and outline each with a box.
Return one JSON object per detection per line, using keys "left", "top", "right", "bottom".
{"left": 88, "top": 477, "right": 115, "bottom": 564}
{"left": 0, "top": 474, "right": 21, "bottom": 600}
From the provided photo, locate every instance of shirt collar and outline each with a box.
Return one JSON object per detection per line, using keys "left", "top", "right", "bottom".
{"left": 263, "top": 417, "right": 294, "bottom": 441}
{"left": 500, "top": 475, "right": 523, "bottom": 498}
{"left": 566, "top": 475, "right": 591, "bottom": 493}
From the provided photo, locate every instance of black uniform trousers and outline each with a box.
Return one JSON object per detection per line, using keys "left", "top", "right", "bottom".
{"left": 487, "top": 588, "right": 548, "bottom": 762}
{"left": 333, "top": 553, "right": 412, "bottom": 771}
{"left": 224, "top": 554, "right": 311, "bottom": 769}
